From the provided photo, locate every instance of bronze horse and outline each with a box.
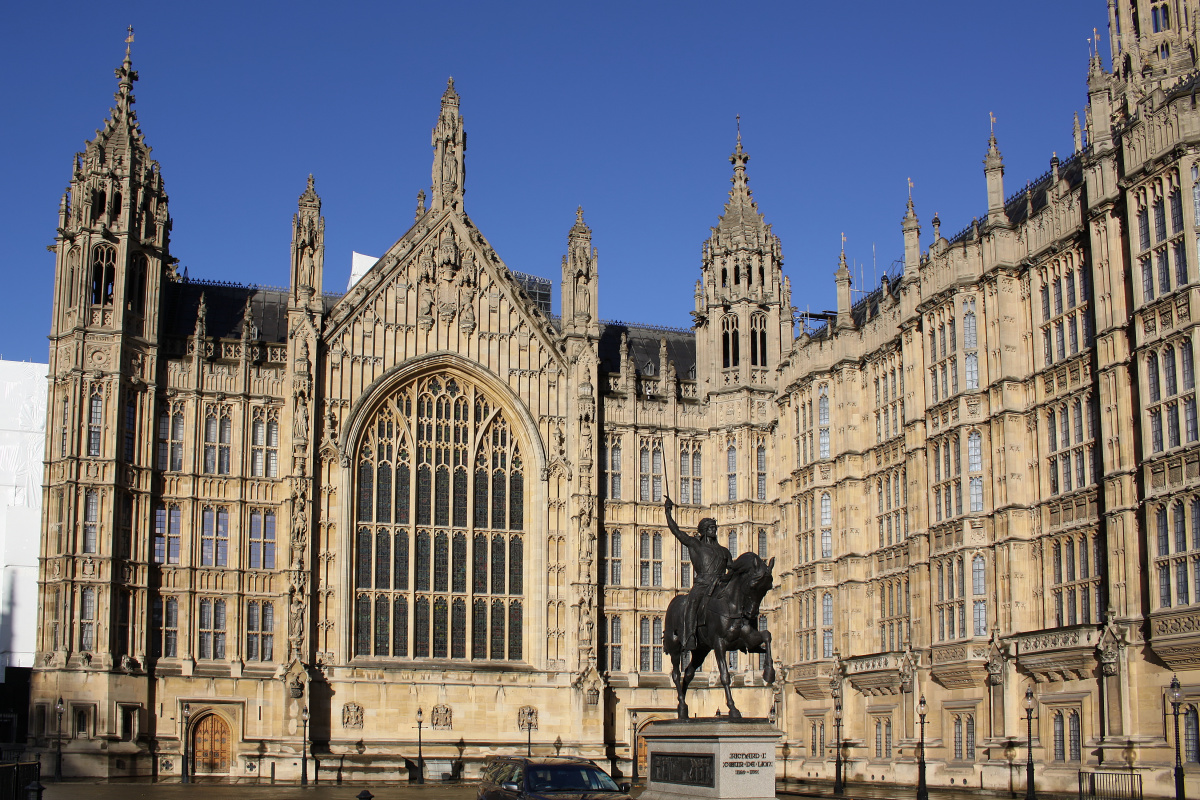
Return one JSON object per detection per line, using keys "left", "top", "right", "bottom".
{"left": 663, "top": 551, "right": 776, "bottom": 719}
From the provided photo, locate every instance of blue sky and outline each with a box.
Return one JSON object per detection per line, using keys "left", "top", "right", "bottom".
{"left": 1, "top": 1, "right": 1102, "bottom": 363}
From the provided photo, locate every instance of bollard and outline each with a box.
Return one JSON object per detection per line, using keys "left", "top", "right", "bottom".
{"left": 356, "top": 791, "right": 374, "bottom": 800}
{"left": 25, "top": 781, "right": 45, "bottom": 800}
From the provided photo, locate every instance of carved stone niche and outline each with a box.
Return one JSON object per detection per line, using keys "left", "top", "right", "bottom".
{"left": 1012, "top": 625, "right": 1101, "bottom": 682}
{"left": 1149, "top": 609, "right": 1200, "bottom": 670}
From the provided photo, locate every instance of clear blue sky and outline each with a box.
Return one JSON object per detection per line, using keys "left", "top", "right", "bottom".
{"left": 1, "top": 0, "right": 1102, "bottom": 363}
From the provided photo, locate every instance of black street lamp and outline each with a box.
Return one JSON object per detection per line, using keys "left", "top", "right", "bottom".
{"left": 414, "top": 707, "right": 425, "bottom": 785}
{"left": 1023, "top": 688, "right": 1036, "bottom": 800}
{"left": 1169, "top": 676, "right": 1184, "bottom": 800}
{"left": 916, "top": 695, "right": 928, "bottom": 800}
{"left": 831, "top": 680, "right": 844, "bottom": 795}
{"left": 182, "top": 703, "right": 191, "bottom": 785}
{"left": 54, "top": 697, "right": 63, "bottom": 782}
{"left": 301, "top": 705, "right": 310, "bottom": 787}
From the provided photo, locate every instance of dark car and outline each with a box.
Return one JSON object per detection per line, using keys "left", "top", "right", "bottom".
{"left": 478, "top": 756, "right": 633, "bottom": 800}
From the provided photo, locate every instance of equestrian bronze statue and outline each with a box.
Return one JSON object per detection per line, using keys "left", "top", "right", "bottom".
{"left": 663, "top": 495, "right": 775, "bottom": 720}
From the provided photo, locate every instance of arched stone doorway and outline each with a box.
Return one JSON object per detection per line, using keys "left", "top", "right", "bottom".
{"left": 191, "top": 713, "right": 231, "bottom": 775}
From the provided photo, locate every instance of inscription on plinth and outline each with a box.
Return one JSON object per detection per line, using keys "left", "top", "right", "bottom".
{"left": 650, "top": 753, "right": 714, "bottom": 787}
{"left": 638, "top": 719, "right": 780, "bottom": 800}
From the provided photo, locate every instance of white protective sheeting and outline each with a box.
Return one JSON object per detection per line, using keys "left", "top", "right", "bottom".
{"left": 346, "top": 251, "right": 379, "bottom": 291}
{"left": 0, "top": 360, "right": 47, "bottom": 671}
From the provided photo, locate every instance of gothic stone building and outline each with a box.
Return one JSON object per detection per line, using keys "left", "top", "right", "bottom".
{"left": 29, "top": 3, "right": 1200, "bottom": 794}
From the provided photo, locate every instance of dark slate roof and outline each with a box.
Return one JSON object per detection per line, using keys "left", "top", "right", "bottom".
{"left": 597, "top": 321, "right": 697, "bottom": 380}
{"left": 163, "top": 280, "right": 339, "bottom": 343}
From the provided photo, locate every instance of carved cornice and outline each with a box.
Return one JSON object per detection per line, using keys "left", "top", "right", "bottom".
{"left": 929, "top": 643, "right": 989, "bottom": 689}
{"left": 1149, "top": 609, "right": 1200, "bottom": 670}
{"left": 1011, "top": 625, "right": 1101, "bottom": 682}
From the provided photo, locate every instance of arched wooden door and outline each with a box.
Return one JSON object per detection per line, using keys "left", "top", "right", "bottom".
{"left": 192, "top": 714, "right": 230, "bottom": 774}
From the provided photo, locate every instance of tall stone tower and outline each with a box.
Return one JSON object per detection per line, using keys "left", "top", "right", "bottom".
{"left": 41, "top": 33, "right": 172, "bottom": 670}
{"left": 694, "top": 130, "right": 792, "bottom": 529}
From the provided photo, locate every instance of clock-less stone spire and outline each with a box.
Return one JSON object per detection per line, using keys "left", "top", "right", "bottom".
{"left": 560, "top": 206, "right": 599, "bottom": 337}
{"left": 430, "top": 77, "right": 466, "bottom": 212}
{"left": 695, "top": 124, "right": 789, "bottom": 394}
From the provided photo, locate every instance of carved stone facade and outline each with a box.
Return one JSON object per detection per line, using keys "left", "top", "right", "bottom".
{"left": 25, "top": 6, "right": 1200, "bottom": 795}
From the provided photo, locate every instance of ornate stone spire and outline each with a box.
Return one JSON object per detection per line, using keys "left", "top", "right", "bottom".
{"left": 701, "top": 125, "right": 783, "bottom": 306}
{"left": 430, "top": 78, "right": 466, "bottom": 212}
{"left": 291, "top": 175, "right": 325, "bottom": 302}
{"left": 561, "top": 206, "right": 598, "bottom": 336}
{"left": 983, "top": 113, "right": 1008, "bottom": 225}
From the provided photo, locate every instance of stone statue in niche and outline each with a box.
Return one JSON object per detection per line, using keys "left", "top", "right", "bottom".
{"left": 576, "top": 496, "right": 594, "bottom": 561}
{"left": 417, "top": 251, "right": 436, "bottom": 327}
{"left": 578, "top": 415, "right": 593, "bottom": 464}
{"left": 575, "top": 273, "right": 591, "bottom": 323}
{"left": 297, "top": 217, "right": 318, "bottom": 290}
{"left": 293, "top": 395, "right": 310, "bottom": 444}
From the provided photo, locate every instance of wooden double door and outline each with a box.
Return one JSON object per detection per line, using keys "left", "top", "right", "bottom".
{"left": 192, "top": 714, "right": 230, "bottom": 774}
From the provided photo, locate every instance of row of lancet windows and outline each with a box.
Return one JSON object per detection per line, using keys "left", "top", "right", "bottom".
{"left": 604, "top": 440, "right": 766, "bottom": 503}
{"left": 79, "top": 395, "right": 280, "bottom": 479}
{"left": 721, "top": 313, "right": 769, "bottom": 368}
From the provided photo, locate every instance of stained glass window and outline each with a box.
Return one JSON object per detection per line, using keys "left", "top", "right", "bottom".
{"left": 394, "top": 530, "right": 409, "bottom": 590}
{"left": 433, "top": 597, "right": 448, "bottom": 658}
{"left": 509, "top": 537, "right": 523, "bottom": 595}
{"left": 434, "top": 532, "right": 449, "bottom": 592}
{"left": 452, "top": 598, "right": 467, "bottom": 658}
{"left": 474, "top": 533, "right": 488, "bottom": 593}
{"left": 356, "top": 595, "right": 371, "bottom": 655}
{"left": 416, "top": 530, "right": 431, "bottom": 591}
{"left": 375, "top": 596, "right": 390, "bottom": 656}
{"left": 453, "top": 532, "right": 467, "bottom": 593}
{"left": 353, "top": 373, "right": 527, "bottom": 662}
{"left": 509, "top": 600, "right": 523, "bottom": 660}
{"left": 357, "top": 528, "right": 372, "bottom": 589}
{"left": 473, "top": 599, "right": 488, "bottom": 659}
{"left": 375, "top": 530, "right": 391, "bottom": 590}
{"left": 492, "top": 534, "right": 506, "bottom": 594}
{"left": 491, "top": 599, "right": 506, "bottom": 659}
{"left": 393, "top": 596, "right": 408, "bottom": 657}
{"left": 414, "top": 596, "right": 430, "bottom": 658}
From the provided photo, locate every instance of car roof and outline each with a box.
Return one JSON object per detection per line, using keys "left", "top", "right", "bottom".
{"left": 487, "top": 756, "right": 599, "bottom": 767}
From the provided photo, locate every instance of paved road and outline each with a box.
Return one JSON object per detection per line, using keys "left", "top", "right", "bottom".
{"left": 40, "top": 782, "right": 480, "bottom": 800}
{"left": 34, "top": 778, "right": 1075, "bottom": 800}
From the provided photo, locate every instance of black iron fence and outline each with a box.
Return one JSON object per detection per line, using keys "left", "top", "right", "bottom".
{"left": 1078, "top": 770, "right": 1142, "bottom": 800}
{"left": 0, "top": 761, "right": 40, "bottom": 800}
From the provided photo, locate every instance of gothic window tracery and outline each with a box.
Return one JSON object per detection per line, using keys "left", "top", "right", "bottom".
{"left": 353, "top": 373, "right": 525, "bottom": 661}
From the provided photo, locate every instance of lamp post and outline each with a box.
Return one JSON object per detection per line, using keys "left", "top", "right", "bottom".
{"left": 1169, "top": 676, "right": 1184, "bottom": 800}
{"left": 414, "top": 707, "right": 424, "bottom": 785}
{"left": 301, "top": 705, "right": 309, "bottom": 787}
{"left": 1023, "top": 688, "right": 1036, "bottom": 800}
{"left": 916, "top": 695, "right": 928, "bottom": 800}
{"left": 831, "top": 679, "right": 844, "bottom": 795}
{"left": 54, "top": 697, "right": 63, "bottom": 782}
{"left": 182, "top": 703, "right": 191, "bottom": 785}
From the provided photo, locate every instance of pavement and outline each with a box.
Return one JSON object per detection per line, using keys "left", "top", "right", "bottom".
{"left": 34, "top": 779, "right": 1078, "bottom": 800}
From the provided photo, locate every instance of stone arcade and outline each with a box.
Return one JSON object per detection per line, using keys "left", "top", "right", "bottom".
{"left": 29, "top": 5, "right": 1200, "bottom": 795}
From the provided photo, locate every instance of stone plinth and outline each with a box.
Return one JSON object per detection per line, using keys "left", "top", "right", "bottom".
{"left": 638, "top": 718, "right": 781, "bottom": 800}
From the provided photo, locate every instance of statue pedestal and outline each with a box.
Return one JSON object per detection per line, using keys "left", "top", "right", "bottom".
{"left": 638, "top": 718, "right": 781, "bottom": 800}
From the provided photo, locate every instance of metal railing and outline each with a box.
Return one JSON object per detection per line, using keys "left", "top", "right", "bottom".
{"left": 0, "top": 761, "right": 40, "bottom": 800}
{"left": 1078, "top": 770, "right": 1142, "bottom": 800}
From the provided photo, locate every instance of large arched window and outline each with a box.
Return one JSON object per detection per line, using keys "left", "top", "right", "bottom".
{"left": 353, "top": 373, "right": 525, "bottom": 662}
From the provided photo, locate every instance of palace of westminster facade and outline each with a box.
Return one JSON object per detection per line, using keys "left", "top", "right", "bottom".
{"left": 29, "top": 2, "right": 1200, "bottom": 794}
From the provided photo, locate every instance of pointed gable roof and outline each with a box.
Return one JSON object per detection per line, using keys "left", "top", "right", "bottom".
{"left": 712, "top": 132, "right": 773, "bottom": 254}
{"left": 84, "top": 37, "right": 151, "bottom": 170}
